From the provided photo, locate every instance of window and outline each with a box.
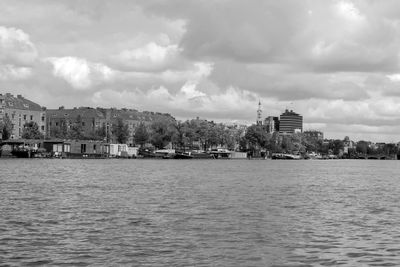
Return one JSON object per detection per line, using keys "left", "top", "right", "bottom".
{"left": 19, "top": 118, "right": 21, "bottom": 126}
{"left": 81, "top": 144, "right": 86, "bottom": 153}
{"left": 41, "top": 126, "right": 45, "bottom": 131}
{"left": 55, "top": 122, "right": 58, "bottom": 126}
{"left": 41, "top": 116, "right": 45, "bottom": 122}
{"left": 23, "top": 115, "right": 26, "bottom": 120}
{"left": 30, "top": 115, "right": 33, "bottom": 121}
{"left": 64, "top": 144, "right": 70, "bottom": 153}
{"left": 53, "top": 144, "right": 63, "bottom": 152}
{"left": 82, "top": 122, "right": 85, "bottom": 126}
{"left": 12, "top": 113, "right": 15, "bottom": 119}
{"left": 93, "top": 144, "right": 97, "bottom": 153}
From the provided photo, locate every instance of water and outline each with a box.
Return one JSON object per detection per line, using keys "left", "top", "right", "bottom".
{"left": 1, "top": 159, "right": 400, "bottom": 266}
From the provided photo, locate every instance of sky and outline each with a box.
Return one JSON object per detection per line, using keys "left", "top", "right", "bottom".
{"left": 1, "top": 0, "right": 400, "bottom": 142}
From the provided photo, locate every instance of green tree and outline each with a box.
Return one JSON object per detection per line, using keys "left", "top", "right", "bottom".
{"left": 134, "top": 122, "right": 149, "bottom": 147}
{"left": 112, "top": 118, "right": 129, "bottom": 143}
{"left": 21, "top": 121, "right": 43, "bottom": 139}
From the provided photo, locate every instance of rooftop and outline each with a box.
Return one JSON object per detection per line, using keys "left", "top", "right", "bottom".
{"left": 281, "top": 109, "right": 301, "bottom": 116}
{"left": 0, "top": 93, "right": 43, "bottom": 111}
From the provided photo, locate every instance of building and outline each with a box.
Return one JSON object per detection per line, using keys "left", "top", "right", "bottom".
{"left": 46, "top": 107, "right": 107, "bottom": 140}
{"left": 46, "top": 106, "right": 175, "bottom": 145}
{"left": 303, "top": 130, "right": 323, "bottom": 141}
{"left": 0, "top": 93, "right": 46, "bottom": 139}
{"left": 264, "top": 116, "right": 279, "bottom": 133}
{"left": 279, "top": 109, "right": 303, "bottom": 134}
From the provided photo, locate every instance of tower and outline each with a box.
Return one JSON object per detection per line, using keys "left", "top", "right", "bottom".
{"left": 279, "top": 109, "right": 303, "bottom": 134}
{"left": 256, "top": 100, "right": 262, "bottom": 125}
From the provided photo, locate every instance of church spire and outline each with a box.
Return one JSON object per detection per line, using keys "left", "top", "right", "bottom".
{"left": 256, "top": 100, "right": 262, "bottom": 125}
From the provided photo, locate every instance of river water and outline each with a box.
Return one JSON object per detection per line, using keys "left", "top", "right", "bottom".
{"left": 1, "top": 159, "right": 400, "bottom": 266}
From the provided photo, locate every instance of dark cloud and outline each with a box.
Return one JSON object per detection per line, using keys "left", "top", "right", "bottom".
{"left": 1, "top": 0, "right": 400, "bottom": 141}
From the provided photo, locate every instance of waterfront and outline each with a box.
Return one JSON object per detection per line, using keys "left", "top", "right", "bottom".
{"left": 1, "top": 159, "right": 400, "bottom": 266}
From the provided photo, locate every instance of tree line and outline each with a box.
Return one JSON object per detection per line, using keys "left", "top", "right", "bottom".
{"left": 2, "top": 116, "right": 399, "bottom": 157}
{"left": 243, "top": 124, "right": 399, "bottom": 157}
{"left": 43, "top": 116, "right": 245, "bottom": 151}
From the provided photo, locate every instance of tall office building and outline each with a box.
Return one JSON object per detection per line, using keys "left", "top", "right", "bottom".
{"left": 279, "top": 109, "right": 302, "bottom": 134}
{"left": 264, "top": 116, "right": 279, "bottom": 133}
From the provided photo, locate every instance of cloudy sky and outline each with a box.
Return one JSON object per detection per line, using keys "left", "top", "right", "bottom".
{"left": 2, "top": 0, "right": 400, "bottom": 141}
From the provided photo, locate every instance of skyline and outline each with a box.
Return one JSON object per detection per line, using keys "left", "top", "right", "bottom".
{"left": 2, "top": 1, "right": 400, "bottom": 142}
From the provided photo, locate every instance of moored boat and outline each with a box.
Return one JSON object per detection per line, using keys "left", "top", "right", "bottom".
{"left": 173, "top": 152, "right": 193, "bottom": 159}
{"left": 271, "top": 153, "right": 301, "bottom": 160}
{"left": 11, "top": 147, "right": 37, "bottom": 158}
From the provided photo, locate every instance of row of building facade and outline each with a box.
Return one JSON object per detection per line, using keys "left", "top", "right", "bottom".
{"left": 0, "top": 93, "right": 324, "bottom": 144}
{"left": 0, "top": 93, "right": 46, "bottom": 139}
{"left": 0, "top": 93, "right": 174, "bottom": 143}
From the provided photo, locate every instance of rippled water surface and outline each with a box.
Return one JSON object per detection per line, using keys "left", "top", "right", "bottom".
{"left": 1, "top": 159, "right": 400, "bottom": 266}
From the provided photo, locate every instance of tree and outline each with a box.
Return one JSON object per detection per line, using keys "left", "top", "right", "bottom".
{"left": 329, "top": 139, "right": 344, "bottom": 156}
{"left": 384, "top": 143, "right": 398, "bottom": 156}
{"left": 69, "top": 115, "right": 84, "bottom": 140}
{"left": 49, "top": 118, "right": 68, "bottom": 139}
{"left": 356, "top": 141, "right": 368, "bottom": 155}
{"left": 244, "top": 125, "right": 270, "bottom": 152}
{"left": 134, "top": 122, "right": 149, "bottom": 147}
{"left": 86, "top": 123, "right": 107, "bottom": 141}
{"left": 111, "top": 118, "right": 129, "bottom": 144}
{"left": 149, "top": 119, "right": 174, "bottom": 149}
{"left": 171, "top": 121, "right": 185, "bottom": 149}
{"left": 1, "top": 115, "right": 13, "bottom": 140}
{"left": 21, "top": 121, "right": 43, "bottom": 139}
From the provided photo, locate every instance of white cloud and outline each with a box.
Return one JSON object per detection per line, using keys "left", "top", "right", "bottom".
{"left": 113, "top": 42, "right": 181, "bottom": 71}
{"left": 0, "top": 26, "right": 38, "bottom": 66}
{"left": 161, "top": 62, "right": 214, "bottom": 83}
{"left": 336, "top": 1, "right": 365, "bottom": 23}
{"left": 45, "top": 56, "right": 115, "bottom": 89}
{"left": 90, "top": 82, "right": 258, "bottom": 121}
{"left": 4, "top": 1, "right": 400, "bottom": 142}
{"left": 0, "top": 65, "right": 32, "bottom": 80}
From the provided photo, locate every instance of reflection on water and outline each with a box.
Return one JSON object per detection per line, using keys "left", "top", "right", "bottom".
{"left": 1, "top": 159, "right": 400, "bottom": 266}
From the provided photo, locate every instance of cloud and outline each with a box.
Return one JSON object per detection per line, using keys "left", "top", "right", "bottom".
{"left": 0, "top": 26, "right": 38, "bottom": 66}
{"left": 91, "top": 82, "right": 258, "bottom": 121}
{"left": 112, "top": 42, "right": 182, "bottom": 72}
{"left": 0, "top": 65, "right": 32, "bottom": 80}
{"left": 3, "top": 1, "right": 400, "bottom": 142}
{"left": 45, "top": 56, "right": 115, "bottom": 89}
